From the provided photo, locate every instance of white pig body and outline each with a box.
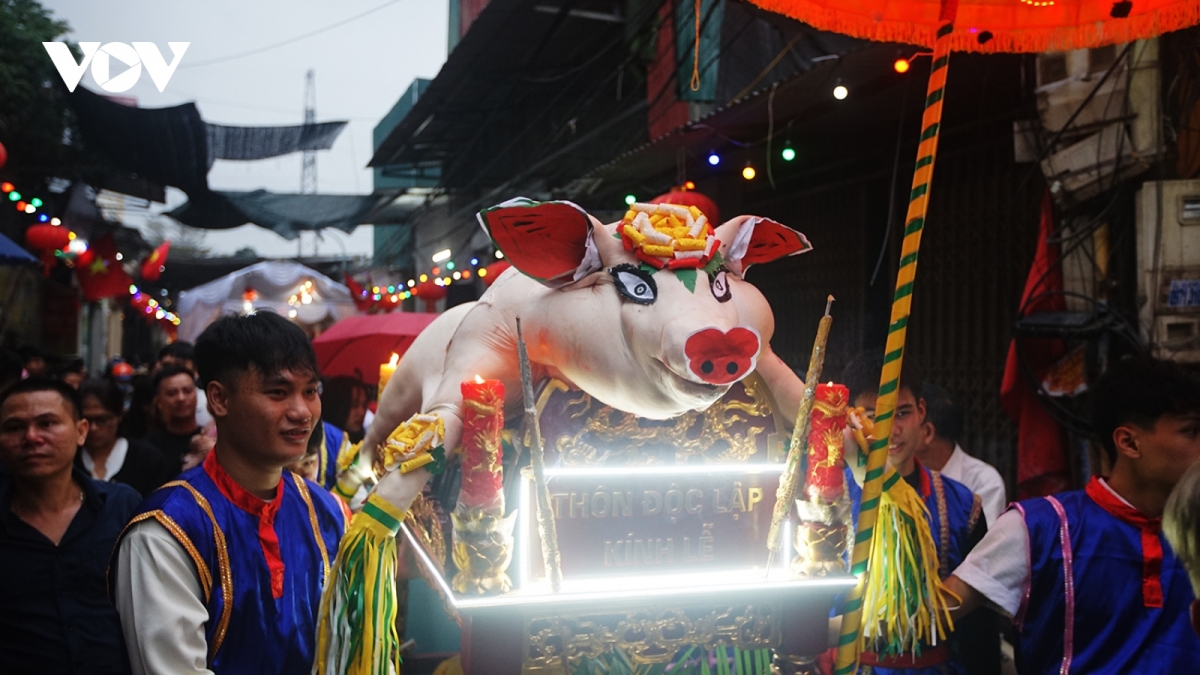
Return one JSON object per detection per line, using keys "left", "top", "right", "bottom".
{"left": 361, "top": 201, "right": 813, "bottom": 466}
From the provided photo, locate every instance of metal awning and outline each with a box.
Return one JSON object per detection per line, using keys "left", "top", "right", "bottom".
{"left": 369, "top": 0, "right": 642, "bottom": 191}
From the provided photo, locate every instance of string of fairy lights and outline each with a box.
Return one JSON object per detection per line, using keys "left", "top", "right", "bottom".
{"left": 3, "top": 179, "right": 181, "bottom": 328}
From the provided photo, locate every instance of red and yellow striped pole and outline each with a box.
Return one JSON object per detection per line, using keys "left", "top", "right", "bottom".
{"left": 832, "top": 19, "right": 954, "bottom": 674}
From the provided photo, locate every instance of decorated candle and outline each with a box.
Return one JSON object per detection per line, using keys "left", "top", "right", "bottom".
{"left": 806, "top": 382, "right": 849, "bottom": 502}
{"left": 378, "top": 353, "right": 399, "bottom": 399}
{"left": 459, "top": 375, "right": 505, "bottom": 511}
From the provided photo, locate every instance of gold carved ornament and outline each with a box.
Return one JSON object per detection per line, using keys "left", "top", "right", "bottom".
{"left": 538, "top": 376, "right": 778, "bottom": 466}
{"left": 523, "top": 604, "right": 780, "bottom": 673}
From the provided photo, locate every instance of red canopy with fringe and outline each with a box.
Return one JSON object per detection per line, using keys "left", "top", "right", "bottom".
{"left": 747, "top": 0, "right": 1199, "bottom": 53}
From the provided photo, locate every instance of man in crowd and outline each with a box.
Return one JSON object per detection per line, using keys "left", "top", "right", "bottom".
{"left": 157, "top": 341, "right": 212, "bottom": 429}
{"left": 842, "top": 354, "right": 996, "bottom": 674}
{"left": 144, "top": 364, "right": 202, "bottom": 476}
{"left": 0, "top": 378, "right": 140, "bottom": 673}
{"left": 112, "top": 311, "right": 428, "bottom": 673}
{"left": 1165, "top": 461, "right": 1200, "bottom": 637}
{"left": 918, "top": 383, "right": 1007, "bottom": 525}
{"left": 946, "top": 356, "right": 1200, "bottom": 672}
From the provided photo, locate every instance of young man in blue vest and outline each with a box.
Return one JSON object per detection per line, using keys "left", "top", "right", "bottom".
{"left": 111, "top": 311, "right": 425, "bottom": 673}
{"left": 947, "top": 356, "right": 1200, "bottom": 673}
{"left": 841, "top": 354, "right": 994, "bottom": 674}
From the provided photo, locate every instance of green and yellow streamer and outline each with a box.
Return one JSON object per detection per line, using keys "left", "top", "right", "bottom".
{"left": 316, "top": 493, "right": 407, "bottom": 675}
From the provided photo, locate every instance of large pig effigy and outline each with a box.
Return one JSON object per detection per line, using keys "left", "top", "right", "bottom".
{"left": 358, "top": 197, "right": 813, "bottom": 467}
{"left": 316, "top": 198, "right": 859, "bottom": 675}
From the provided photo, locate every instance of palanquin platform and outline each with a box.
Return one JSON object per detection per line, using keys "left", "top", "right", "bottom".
{"left": 401, "top": 376, "right": 854, "bottom": 674}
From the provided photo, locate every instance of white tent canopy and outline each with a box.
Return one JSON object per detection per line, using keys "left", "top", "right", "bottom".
{"left": 177, "top": 261, "right": 356, "bottom": 343}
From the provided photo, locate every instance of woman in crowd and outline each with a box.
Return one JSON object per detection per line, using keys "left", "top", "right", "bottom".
{"left": 321, "top": 375, "right": 369, "bottom": 443}
{"left": 76, "top": 378, "right": 171, "bottom": 496}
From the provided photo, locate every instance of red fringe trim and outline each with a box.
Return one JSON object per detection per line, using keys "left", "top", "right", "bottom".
{"left": 746, "top": 1, "right": 1200, "bottom": 53}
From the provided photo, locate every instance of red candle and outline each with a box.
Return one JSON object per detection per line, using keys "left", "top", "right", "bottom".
{"left": 459, "top": 376, "right": 505, "bottom": 511}
{"left": 806, "top": 382, "right": 848, "bottom": 502}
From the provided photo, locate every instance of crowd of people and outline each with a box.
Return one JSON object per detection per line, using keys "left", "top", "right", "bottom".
{"left": 1, "top": 313, "right": 1200, "bottom": 674}
{"left": 0, "top": 317, "right": 377, "bottom": 674}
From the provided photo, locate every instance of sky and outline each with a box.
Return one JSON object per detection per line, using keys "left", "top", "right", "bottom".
{"left": 41, "top": 0, "right": 449, "bottom": 257}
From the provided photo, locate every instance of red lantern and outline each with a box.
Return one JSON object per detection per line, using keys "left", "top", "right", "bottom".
{"left": 649, "top": 189, "right": 720, "bottom": 224}
{"left": 415, "top": 279, "right": 447, "bottom": 301}
{"left": 25, "top": 224, "right": 70, "bottom": 251}
{"left": 25, "top": 224, "right": 71, "bottom": 276}
{"left": 482, "top": 260, "right": 511, "bottom": 287}
{"left": 414, "top": 279, "right": 447, "bottom": 313}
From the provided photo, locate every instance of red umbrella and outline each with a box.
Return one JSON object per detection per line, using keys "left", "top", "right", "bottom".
{"left": 312, "top": 312, "right": 440, "bottom": 385}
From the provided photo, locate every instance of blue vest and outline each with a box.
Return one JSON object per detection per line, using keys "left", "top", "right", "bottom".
{"left": 113, "top": 454, "right": 345, "bottom": 673}
{"left": 319, "top": 421, "right": 348, "bottom": 490}
{"left": 860, "top": 464, "right": 982, "bottom": 675}
{"left": 1013, "top": 480, "right": 1200, "bottom": 674}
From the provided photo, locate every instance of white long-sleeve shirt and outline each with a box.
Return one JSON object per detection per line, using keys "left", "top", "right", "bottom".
{"left": 114, "top": 519, "right": 213, "bottom": 675}
{"left": 940, "top": 444, "right": 1007, "bottom": 526}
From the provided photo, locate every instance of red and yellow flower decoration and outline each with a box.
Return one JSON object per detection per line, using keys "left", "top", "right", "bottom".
{"left": 618, "top": 202, "right": 718, "bottom": 271}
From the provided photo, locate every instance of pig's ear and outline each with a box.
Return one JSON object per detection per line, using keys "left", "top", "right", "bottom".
{"left": 715, "top": 215, "right": 812, "bottom": 276}
{"left": 477, "top": 198, "right": 602, "bottom": 286}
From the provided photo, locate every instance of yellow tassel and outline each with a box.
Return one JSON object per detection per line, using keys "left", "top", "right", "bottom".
{"left": 859, "top": 470, "right": 957, "bottom": 657}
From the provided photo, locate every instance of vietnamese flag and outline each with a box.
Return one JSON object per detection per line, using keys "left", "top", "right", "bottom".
{"left": 76, "top": 233, "right": 133, "bottom": 302}
{"left": 141, "top": 241, "right": 171, "bottom": 281}
{"left": 344, "top": 273, "right": 373, "bottom": 312}
{"left": 1001, "top": 191, "right": 1070, "bottom": 499}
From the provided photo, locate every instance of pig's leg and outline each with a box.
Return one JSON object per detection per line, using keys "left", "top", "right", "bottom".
{"left": 360, "top": 303, "right": 476, "bottom": 461}
{"left": 418, "top": 334, "right": 520, "bottom": 458}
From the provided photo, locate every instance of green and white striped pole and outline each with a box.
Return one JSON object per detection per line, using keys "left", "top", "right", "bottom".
{"left": 833, "top": 19, "right": 954, "bottom": 674}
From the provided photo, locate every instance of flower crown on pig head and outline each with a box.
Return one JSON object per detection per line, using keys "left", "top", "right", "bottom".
{"left": 476, "top": 197, "right": 812, "bottom": 299}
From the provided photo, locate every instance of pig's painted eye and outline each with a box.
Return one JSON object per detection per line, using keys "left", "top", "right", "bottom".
{"left": 609, "top": 264, "right": 657, "bottom": 305}
{"left": 710, "top": 268, "right": 731, "bottom": 303}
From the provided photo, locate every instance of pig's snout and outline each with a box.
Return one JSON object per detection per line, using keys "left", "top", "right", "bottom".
{"left": 683, "top": 327, "right": 760, "bottom": 385}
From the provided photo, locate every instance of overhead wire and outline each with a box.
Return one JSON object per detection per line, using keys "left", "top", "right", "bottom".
{"left": 178, "top": 0, "right": 408, "bottom": 69}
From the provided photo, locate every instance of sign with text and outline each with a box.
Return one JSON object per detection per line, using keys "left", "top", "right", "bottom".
{"left": 520, "top": 465, "right": 784, "bottom": 581}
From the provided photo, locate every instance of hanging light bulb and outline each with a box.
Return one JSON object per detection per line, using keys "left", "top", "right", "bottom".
{"left": 707, "top": 152, "right": 721, "bottom": 166}
{"left": 742, "top": 163, "right": 757, "bottom": 180}
{"left": 30, "top": 198, "right": 42, "bottom": 208}
{"left": 894, "top": 58, "right": 910, "bottom": 74}
{"left": 781, "top": 142, "right": 796, "bottom": 162}
{"left": 833, "top": 81, "right": 849, "bottom": 100}
{"left": 624, "top": 194, "right": 636, "bottom": 205}
{"left": 684, "top": 181, "right": 695, "bottom": 190}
